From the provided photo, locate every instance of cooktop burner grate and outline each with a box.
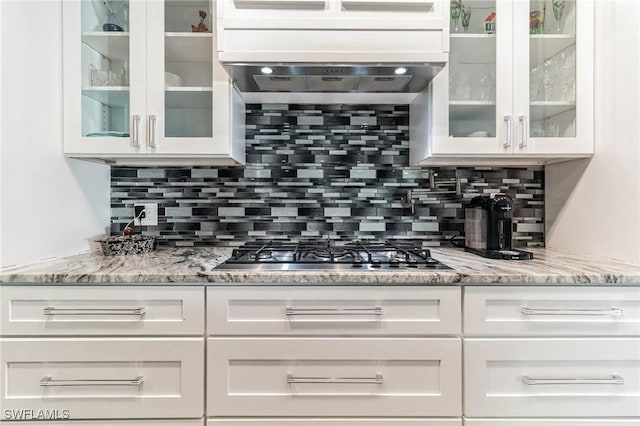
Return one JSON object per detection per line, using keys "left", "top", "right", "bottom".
{"left": 215, "top": 240, "right": 452, "bottom": 271}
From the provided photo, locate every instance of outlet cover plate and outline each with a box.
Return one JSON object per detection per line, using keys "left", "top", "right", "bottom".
{"left": 134, "top": 203, "right": 158, "bottom": 226}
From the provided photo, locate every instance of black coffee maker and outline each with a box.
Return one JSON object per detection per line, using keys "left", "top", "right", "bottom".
{"left": 464, "top": 194, "right": 533, "bottom": 260}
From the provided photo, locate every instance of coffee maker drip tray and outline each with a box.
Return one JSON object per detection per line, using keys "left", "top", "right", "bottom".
{"left": 465, "top": 248, "right": 534, "bottom": 260}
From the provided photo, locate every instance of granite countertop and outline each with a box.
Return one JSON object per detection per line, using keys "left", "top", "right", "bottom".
{"left": 0, "top": 247, "right": 638, "bottom": 285}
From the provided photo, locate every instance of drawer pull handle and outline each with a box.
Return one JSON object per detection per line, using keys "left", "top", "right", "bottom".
{"left": 40, "top": 376, "right": 144, "bottom": 387}
{"left": 522, "top": 375, "right": 624, "bottom": 385}
{"left": 43, "top": 307, "right": 146, "bottom": 317}
{"left": 520, "top": 307, "right": 623, "bottom": 317}
{"left": 287, "top": 373, "right": 384, "bottom": 384}
{"left": 285, "top": 307, "right": 382, "bottom": 316}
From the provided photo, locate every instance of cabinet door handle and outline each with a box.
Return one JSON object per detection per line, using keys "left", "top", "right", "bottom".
{"left": 519, "top": 114, "right": 528, "bottom": 148}
{"left": 43, "top": 307, "right": 146, "bottom": 317}
{"left": 521, "top": 306, "right": 623, "bottom": 317}
{"left": 148, "top": 114, "right": 157, "bottom": 148}
{"left": 41, "top": 376, "right": 144, "bottom": 387}
{"left": 522, "top": 375, "right": 624, "bottom": 385}
{"left": 285, "top": 307, "right": 382, "bottom": 316}
{"left": 287, "top": 373, "right": 384, "bottom": 384}
{"left": 503, "top": 115, "right": 512, "bottom": 148}
{"left": 132, "top": 114, "right": 141, "bottom": 148}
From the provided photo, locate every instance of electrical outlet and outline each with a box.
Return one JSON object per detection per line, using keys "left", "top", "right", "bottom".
{"left": 134, "top": 203, "right": 158, "bottom": 226}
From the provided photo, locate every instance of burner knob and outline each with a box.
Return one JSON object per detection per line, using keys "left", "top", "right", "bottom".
{"left": 371, "top": 259, "right": 382, "bottom": 268}
{"left": 389, "top": 259, "right": 400, "bottom": 268}
{"left": 352, "top": 259, "right": 364, "bottom": 268}
{"left": 407, "top": 259, "right": 419, "bottom": 268}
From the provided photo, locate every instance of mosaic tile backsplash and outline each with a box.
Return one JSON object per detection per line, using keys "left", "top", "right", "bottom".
{"left": 111, "top": 104, "right": 545, "bottom": 247}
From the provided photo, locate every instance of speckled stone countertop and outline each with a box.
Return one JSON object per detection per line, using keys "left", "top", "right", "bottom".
{"left": 1, "top": 247, "right": 638, "bottom": 285}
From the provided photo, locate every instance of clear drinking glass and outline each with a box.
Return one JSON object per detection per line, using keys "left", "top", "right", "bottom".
{"left": 451, "top": 0, "right": 462, "bottom": 33}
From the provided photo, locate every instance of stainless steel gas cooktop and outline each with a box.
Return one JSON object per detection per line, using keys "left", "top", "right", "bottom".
{"left": 215, "top": 240, "right": 452, "bottom": 271}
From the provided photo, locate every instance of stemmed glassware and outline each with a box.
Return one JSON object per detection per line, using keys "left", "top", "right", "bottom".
{"left": 552, "top": 0, "right": 565, "bottom": 33}
{"left": 461, "top": 5, "right": 472, "bottom": 32}
{"left": 451, "top": 0, "right": 462, "bottom": 33}
{"left": 102, "top": 0, "right": 127, "bottom": 32}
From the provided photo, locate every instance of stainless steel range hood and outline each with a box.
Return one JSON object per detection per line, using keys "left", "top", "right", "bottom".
{"left": 226, "top": 63, "right": 446, "bottom": 93}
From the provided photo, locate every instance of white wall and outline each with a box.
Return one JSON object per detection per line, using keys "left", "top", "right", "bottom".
{"left": 0, "top": 0, "right": 110, "bottom": 268}
{"left": 546, "top": 0, "right": 640, "bottom": 264}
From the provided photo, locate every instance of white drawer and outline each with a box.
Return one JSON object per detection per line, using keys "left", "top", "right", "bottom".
{"left": 0, "top": 338, "right": 204, "bottom": 420}
{"left": 0, "top": 286, "right": 205, "bottom": 336}
{"left": 207, "top": 337, "right": 461, "bottom": 417}
{"left": 464, "top": 338, "right": 640, "bottom": 417}
{"left": 208, "top": 420, "right": 461, "bottom": 426}
{"left": 464, "top": 420, "right": 640, "bottom": 425}
{"left": 207, "top": 286, "right": 461, "bottom": 335}
{"left": 464, "top": 286, "right": 640, "bottom": 336}
{"left": 0, "top": 421, "right": 203, "bottom": 425}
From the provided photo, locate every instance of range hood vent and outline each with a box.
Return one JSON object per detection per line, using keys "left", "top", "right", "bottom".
{"left": 228, "top": 64, "right": 445, "bottom": 93}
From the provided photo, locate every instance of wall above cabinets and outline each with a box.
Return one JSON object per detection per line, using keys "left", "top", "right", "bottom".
{"left": 63, "top": 0, "right": 245, "bottom": 166}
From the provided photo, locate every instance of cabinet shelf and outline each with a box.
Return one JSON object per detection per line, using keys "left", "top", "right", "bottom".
{"left": 165, "top": 89, "right": 213, "bottom": 108}
{"left": 449, "top": 102, "right": 496, "bottom": 121}
{"left": 82, "top": 87, "right": 129, "bottom": 107}
{"left": 530, "top": 34, "right": 576, "bottom": 62}
{"left": 530, "top": 101, "right": 576, "bottom": 120}
{"left": 82, "top": 32, "right": 129, "bottom": 61}
{"left": 165, "top": 33, "right": 213, "bottom": 63}
{"left": 451, "top": 36, "right": 496, "bottom": 63}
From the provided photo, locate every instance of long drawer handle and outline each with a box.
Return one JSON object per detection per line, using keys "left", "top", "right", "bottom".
{"left": 285, "top": 307, "right": 382, "bottom": 316}
{"left": 287, "top": 373, "right": 384, "bottom": 384}
{"left": 40, "top": 376, "right": 144, "bottom": 387}
{"left": 521, "top": 307, "right": 623, "bottom": 317}
{"left": 522, "top": 375, "right": 624, "bottom": 385}
{"left": 43, "top": 307, "right": 146, "bottom": 317}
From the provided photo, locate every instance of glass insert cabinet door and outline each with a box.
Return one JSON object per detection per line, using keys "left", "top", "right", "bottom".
{"left": 146, "top": 0, "right": 218, "bottom": 154}
{"left": 528, "top": 0, "right": 577, "bottom": 137}
{"left": 64, "top": 0, "right": 146, "bottom": 154}
{"left": 448, "top": 0, "right": 499, "bottom": 140}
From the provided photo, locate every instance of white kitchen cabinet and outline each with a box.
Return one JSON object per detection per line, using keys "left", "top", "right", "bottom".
{"left": 207, "top": 286, "right": 461, "bottom": 336}
{"left": 207, "top": 337, "right": 462, "bottom": 417}
{"left": 0, "top": 286, "right": 205, "bottom": 336}
{"left": 0, "top": 338, "right": 205, "bottom": 420}
{"left": 5, "top": 421, "right": 204, "bottom": 425}
{"left": 412, "top": 0, "right": 593, "bottom": 165}
{"left": 464, "top": 421, "right": 640, "bottom": 426}
{"left": 463, "top": 286, "right": 640, "bottom": 336}
{"left": 217, "top": 0, "right": 448, "bottom": 63}
{"left": 464, "top": 338, "right": 640, "bottom": 417}
{"left": 63, "top": 0, "right": 245, "bottom": 165}
{"left": 208, "top": 420, "right": 461, "bottom": 426}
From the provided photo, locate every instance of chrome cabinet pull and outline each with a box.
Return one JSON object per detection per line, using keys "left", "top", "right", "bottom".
{"left": 521, "top": 306, "right": 623, "bottom": 317}
{"left": 43, "top": 307, "right": 146, "bottom": 317}
{"left": 522, "top": 375, "right": 624, "bottom": 385}
{"left": 41, "top": 376, "right": 144, "bottom": 387}
{"left": 132, "top": 114, "right": 141, "bottom": 148}
{"left": 148, "top": 114, "right": 157, "bottom": 148}
{"left": 503, "top": 115, "right": 512, "bottom": 148}
{"left": 285, "top": 307, "right": 382, "bottom": 316}
{"left": 287, "top": 373, "right": 384, "bottom": 384}
{"left": 519, "top": 114, "right": 528, "bottom": 148}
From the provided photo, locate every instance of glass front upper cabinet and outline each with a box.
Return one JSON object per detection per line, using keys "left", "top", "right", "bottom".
{"left": 448, "top": 0, "right": 498, "bottom": 139}
{"left": 81, "top": 0, "right": 131, "bottom": 138}
{"left": 528, "top": 0, "right": 577, "bottom": 139}
{"left": 163, "top": 0, "right": 213, "bottom": 139}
